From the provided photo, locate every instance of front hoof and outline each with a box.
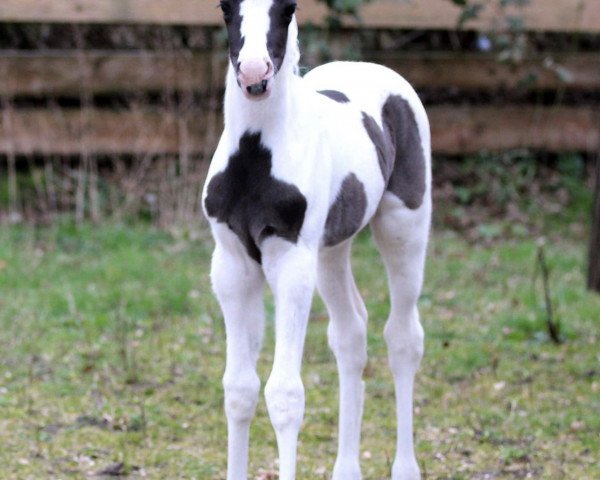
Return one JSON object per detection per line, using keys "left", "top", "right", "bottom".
{"left": 391, "top": 459, "right": 420, "bottom": 480}
{"left": 332, "top": 462, "right": 361, "bottom": 480}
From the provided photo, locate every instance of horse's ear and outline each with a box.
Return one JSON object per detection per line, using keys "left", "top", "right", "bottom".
{"left": 283, "top": 2, "right": 297, "bottom": 21}
{"left": 218, "top": 0, "right": 231, "bottom": 21}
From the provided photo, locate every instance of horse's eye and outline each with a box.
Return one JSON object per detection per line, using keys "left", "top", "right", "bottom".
{"left": 283, "top": 3, "right": 297, "bottom": 20}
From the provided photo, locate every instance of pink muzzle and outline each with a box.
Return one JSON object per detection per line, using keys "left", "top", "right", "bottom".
{"left": 238, "top": 58, "right": 274, "bottom": 99}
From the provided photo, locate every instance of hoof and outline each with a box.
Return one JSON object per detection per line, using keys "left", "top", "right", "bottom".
{"left": 332, "top": 461, "right": 362, "bottom": 480}
{"left": 391, "top": 459, "right": 420, "bottom": 480}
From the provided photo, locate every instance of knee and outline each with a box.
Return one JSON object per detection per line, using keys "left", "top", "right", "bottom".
{"left": 328, "top": 321, "right": 367, "bottom": 373}
{"left": 223, "top": 373, "right": 261, "bottom": 423}
{"left": 264, "top": 375, "right": 305, "bottom": 432}
{"left": 211, "top": 248, "right": 262, "bottom": 303}
{"left": 384, "top": 313, "right": 425, "bottom": 369}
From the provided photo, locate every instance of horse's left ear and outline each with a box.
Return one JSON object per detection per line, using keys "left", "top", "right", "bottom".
{"left": 282, "top": 1, "right": 298, "bottom": 20}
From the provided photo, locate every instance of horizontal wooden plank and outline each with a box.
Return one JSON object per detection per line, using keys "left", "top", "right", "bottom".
{"left": 0, "top": 108, "right": 209, "bottom": 155}
{"left": 0, "top": 51, "right": 222, "bottom": 96}
{"left": 0, "top": 0, "right": 222, "bottom": 26}
{"left": 1, "top": 106, "right": 598, "bottom": 156}
{"left": 430, "top": 106, "right": 600, "bottom": 154}
{"left": 355, "top": 0, "right": 600, "bottom": 32}
{"left": 1, "top": 51, "right": 599, "bottom": 97}
{"left": 0, "top": 0, "right": 599, "bottom": 32}
{"left": 374, "top": 52, "right": 600, "bottom": 91}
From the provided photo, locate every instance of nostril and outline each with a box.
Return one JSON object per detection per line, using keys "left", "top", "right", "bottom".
{"left": 246, "top": 80, "right": 268, "bottom": 96}
{"left": 265, "top": 61, "right": 273, "bottom": 76}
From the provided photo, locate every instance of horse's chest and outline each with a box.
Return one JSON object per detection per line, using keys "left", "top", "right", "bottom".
{"left": 204, "top": 132, "right": 307, "bottom": 264}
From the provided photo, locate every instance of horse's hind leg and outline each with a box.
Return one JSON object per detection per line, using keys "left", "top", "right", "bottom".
{"left": 317, "top": 240, "right": 368, "bottom": 480}
{"left": 371, "top": 193, "right": 430, "bottom": 480}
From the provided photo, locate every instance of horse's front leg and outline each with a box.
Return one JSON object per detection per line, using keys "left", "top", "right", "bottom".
{"left": 262, "top": 240, "right": 317, "bottom": 480}
{"left": 211, "top": 241, "right": 265, "bottom": 480}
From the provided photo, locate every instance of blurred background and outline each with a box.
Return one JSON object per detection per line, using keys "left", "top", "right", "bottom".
{"left": 0, "top": 0, "right": 598, "bottom": 231}
{"left": 1, "top": 1, "right": 599, "bottom": 478}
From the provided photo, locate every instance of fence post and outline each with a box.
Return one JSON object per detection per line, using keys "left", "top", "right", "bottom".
{"left": 589, "top": 157, "right": 600, "bottom": 293}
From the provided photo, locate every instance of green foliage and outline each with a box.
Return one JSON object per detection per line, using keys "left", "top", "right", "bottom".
{"left": 316, "top": 0, "right": 371, "bottom": 19}
{"left": 450, "top": 0, "right": 531, "bottom": 12}
{"left": 434, "top": 152, "right": 593, "bottom": 244}
{"left": 448, "top": 0, "right": 538, "bottom": 65}
{"left": 302, "top": 0, "right": 371, "bottom": 67}
{"left": 457, "top": 3, "right": 485, "bottom": 28}
{"left": 314, "top": 0, "right": 373, "bottom": 32}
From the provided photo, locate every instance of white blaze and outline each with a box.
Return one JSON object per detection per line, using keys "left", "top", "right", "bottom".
{"left": 238, "top": 0, "right": 274, "bottom": 67}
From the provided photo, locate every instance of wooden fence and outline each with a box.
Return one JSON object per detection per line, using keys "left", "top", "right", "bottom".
{"left": 0, "top": 0, "right": 599, "bottom": 158}
{"left": 1, "top": 0, "right": 599, "bottom": 32}
{"left": 1, "top": 0, "right": 597, "bottom": 286}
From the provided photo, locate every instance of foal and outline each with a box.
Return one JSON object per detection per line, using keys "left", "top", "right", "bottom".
{"left": 202, "top": 1, "right": 431, "bottom": 478}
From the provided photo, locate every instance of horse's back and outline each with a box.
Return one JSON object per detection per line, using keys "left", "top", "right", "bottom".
{"left": 304, "top": 61, "right": 429, "bottom": 143}
{"left": 304, "top": 61, "right": 431, "bottom": 219}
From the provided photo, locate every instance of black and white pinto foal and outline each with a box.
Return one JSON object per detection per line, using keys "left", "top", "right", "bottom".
{"left": 202, "top": 1, "right": 431, "bottom": 478}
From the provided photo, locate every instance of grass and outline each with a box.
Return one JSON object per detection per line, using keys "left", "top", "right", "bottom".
{"left": 0, "top": 217, "right": 599, "bottom": 479}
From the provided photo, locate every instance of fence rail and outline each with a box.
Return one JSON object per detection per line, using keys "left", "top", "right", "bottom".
{"left": 0, "top": 51, "right": 220, "bottom": 96}
{"left": 1, "top": 105, "right": 598, "bottom": 156}
{"left": 1, "top": 0, "right": 600, "bottom": 32}
{"left": 2, "top": 51, "right": 600, "bottom": 97}
{"left": 1, "top": 0, "right": 597, "bottom": 271}
{"left": 0, "top": 0, "right": 599, "bottom": 158}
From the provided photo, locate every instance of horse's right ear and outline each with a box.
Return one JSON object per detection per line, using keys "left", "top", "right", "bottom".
{"left": 283, "top": 2, "right": 297, "bottom": 21}
{"left": 218, "top": 1, "right": 231, "bottom": 17}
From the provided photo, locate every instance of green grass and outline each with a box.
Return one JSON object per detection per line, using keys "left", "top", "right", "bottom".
{"left": 1, "top": 221, "right": 599, "bottom": 479}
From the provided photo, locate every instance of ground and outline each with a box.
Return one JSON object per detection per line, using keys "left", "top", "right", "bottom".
{"left": 1, "top": 166, "right": 599, "bottom": 478}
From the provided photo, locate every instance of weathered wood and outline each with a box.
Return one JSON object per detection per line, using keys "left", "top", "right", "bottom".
{"left": 589, "top": 159, "right": 600, "bottom": 293}
{"left": 374, "top": 52, "right": 600, "bottom": 92}
{"left": 1, "top": 51, "right": 599, "bottom": 97}
{"left": 355, "top": 0, "right": 600, "bottom": 32}
{"left": 0, "top": 108, "right": 208, "bottom": 155}
{"left": 0, "top": 0, "right": 223, "bottom": 26}
{"left": 0, "top": 0, "right": 599, "bottom": 32}
{"left": 430, "top": 105, "right": 600, "bottom": 154}
{"left": 1, "top": 106, "right": 598, "bottom": 156}
{"left": 0, "top": 51, "right": 220, "bottom": 96}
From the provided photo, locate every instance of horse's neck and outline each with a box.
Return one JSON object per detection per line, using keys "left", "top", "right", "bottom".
{"left": 224, "top": 67, "right": 301, "bottom": 140}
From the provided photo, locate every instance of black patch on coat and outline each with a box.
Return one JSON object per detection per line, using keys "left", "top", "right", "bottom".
{"left": 318, "top": 90, "right": 350, "bottom": 103}
{"left": 362, "top": 111, "right": 395, "bottom": 183}
{"left": 204, "top": 131, "right": 307, "bottom": 264}
{"left": 362, "top": 95, "right": 426, "bottom": 210}
{"left": 383, "top": 95, "right": 426, "bottom": 209}
{"left": 267, "top": 0, "right": 297, "bottom": 72}
{"left": 220, "top": 0, "right": 244, "bottom": 69}
{"left": 324, "top": 173, "right": 367, "bottom": 247}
